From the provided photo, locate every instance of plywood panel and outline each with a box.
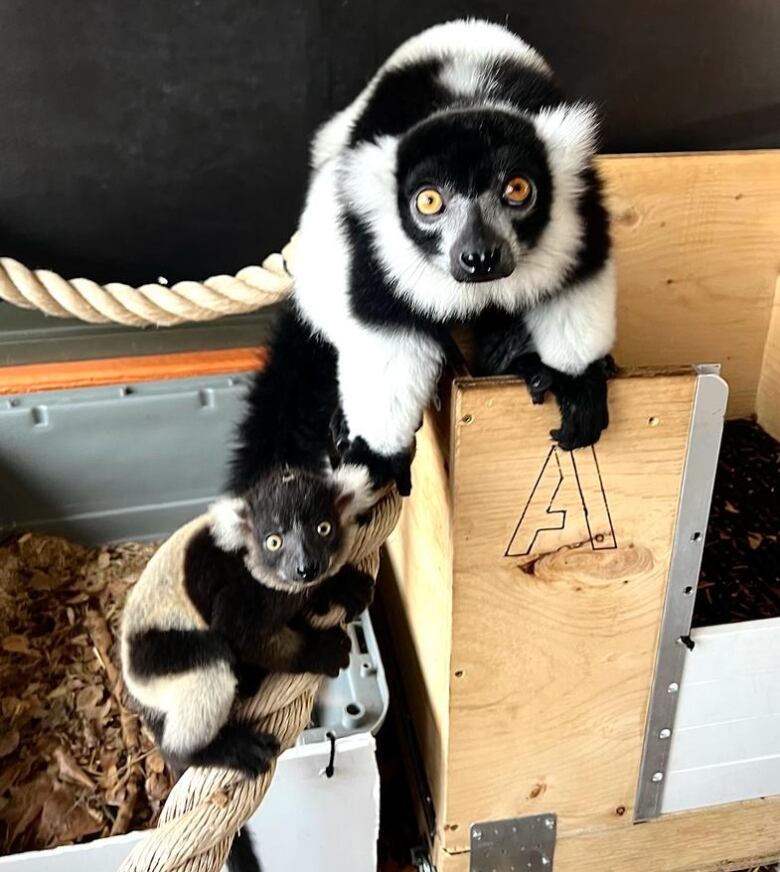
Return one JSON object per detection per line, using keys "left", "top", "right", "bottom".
{"left": 443, "top": 371, "right": 697, "bottom": 849}
{"left": 756, "top": 277, "right": 780, "bottom": 439}
{"left": 599, "top": 151, "right": 780, "bottom": 417}
{"left": 435, "top": 796, "right": 780, "bottom": 872}
{"left": 383, "top": 403, "right": 455, "bottom": 822}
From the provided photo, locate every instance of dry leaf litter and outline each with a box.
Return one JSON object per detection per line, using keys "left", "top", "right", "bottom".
{"left": 0, "top": 533, "right": 174, "bottom": 855}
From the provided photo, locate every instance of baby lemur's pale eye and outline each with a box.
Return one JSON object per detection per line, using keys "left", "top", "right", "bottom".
{"left": 316, "top": 521, "right": 333, "bottom": 537}
{"left": 265, "top": 533, "right": 283, "bottom": 551}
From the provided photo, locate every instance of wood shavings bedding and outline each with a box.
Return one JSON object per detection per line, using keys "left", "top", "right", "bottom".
{"left": 0, "top": 533, "right": 174, "bottom": 854}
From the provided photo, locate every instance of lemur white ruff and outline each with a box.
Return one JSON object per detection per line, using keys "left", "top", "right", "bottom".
{"left": 292, "top": 18, "right": 616, "bottom": 493}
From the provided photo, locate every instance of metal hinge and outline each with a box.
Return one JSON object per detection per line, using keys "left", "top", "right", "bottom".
{"left": 470, "top": 814, "right": 556, "bottom": 871}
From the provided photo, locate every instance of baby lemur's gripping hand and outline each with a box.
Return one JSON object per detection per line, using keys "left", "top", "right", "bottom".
{"left": 514, "top": 353, "right": 616, "bottom": 451}
{"left": 310, "top": 565, "right": 375, "bottom": 621}
{"left": 302, "top": 626, "right": 352, "bottom": 677}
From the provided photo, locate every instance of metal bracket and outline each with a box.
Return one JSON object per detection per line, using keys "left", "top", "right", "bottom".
{"left": 470, "top": 814, "right": 556, "bottom": 871}
{"left": 634, "top": 365, "right": 728, "bottom": 821}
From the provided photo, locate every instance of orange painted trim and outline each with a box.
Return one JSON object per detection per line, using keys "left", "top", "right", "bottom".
{"left": 0, "top": 347, "right": 267, "bottom": 395}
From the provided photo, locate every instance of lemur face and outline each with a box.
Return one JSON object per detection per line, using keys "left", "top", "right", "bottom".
{"left": 396, "top": 109, "right": 553, "bottom": 283}
{"left": 242, "top": 472, "right": 346, "bottom": 590}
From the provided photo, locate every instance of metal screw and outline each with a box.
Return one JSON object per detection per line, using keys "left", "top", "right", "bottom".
{"left": 542, "top": 857, "right": 550, "bottom": 866}
{"left": 461, "top": 413, "right": 474, "bottom": 425}
{"left": 659, "top": 728, "right": 672, "bottom": 739}
{"left": 473, "top": 829, "right": 482, "bottom": 841}
{"left": 544, "top": 818, "right": 554, "bottom": 829}
{"left": 652, "top": 771, "right": 664, "bottom": 783}
{"left": 667, "top": 682, "right": 679, "bottom": 693}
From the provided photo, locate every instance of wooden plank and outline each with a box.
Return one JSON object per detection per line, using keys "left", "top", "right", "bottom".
{"left": 756, "top": 276, "right": 780, "bottom": 439}
{"left": 442, "top": 371, "right": 697, "bottom": 850}
{"left": 661, "top": 617, "right": 780, "bottom": 814}
{"left": 599, "top": 151, "right": 780, "bottom": 418}
{"left": 435, "top": 796, "right": 780, "bottom": 872}
{"left": 0, "top": 347, "right": 266, "bottom": 394}
{"left": 382, "top": 400, "right": 455, "bottom": 825}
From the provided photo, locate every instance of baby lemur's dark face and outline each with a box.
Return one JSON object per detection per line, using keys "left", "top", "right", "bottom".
{"left": 243, "top": 471, "right": 348, "bottom": 591}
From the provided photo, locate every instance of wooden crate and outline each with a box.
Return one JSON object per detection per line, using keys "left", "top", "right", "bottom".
{"left": 383, "top": 150, "right": 780, "bottom": 872}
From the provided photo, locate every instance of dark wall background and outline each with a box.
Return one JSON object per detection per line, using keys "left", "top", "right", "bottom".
{"left": 0, "top": 0, "right": 778, "bottom": 286}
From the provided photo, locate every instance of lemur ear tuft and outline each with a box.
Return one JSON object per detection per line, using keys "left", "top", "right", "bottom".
{"left": 533, "top": 101, "right": 601, "bottom": 171}
{"left": 332, "top": 464, "right": 376, "bottom": 519}
{"left": 209, "top": 496, "right": 250, "bottom": 552}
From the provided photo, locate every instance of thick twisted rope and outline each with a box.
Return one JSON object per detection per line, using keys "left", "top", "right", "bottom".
{"left": 118, "top": 486, "right": 402, "bottom": 872}
{"left": 0, "top": 237, "right": 298, "bottom": 326}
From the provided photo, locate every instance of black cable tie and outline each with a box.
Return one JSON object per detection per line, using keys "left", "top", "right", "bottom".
{"left": 324, "top": 731, "right": 336, "bottom": 778}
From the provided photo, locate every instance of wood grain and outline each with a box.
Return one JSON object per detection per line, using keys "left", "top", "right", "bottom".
{"left": 0, "top": 347, "right": 266, "bottom": 394}
{"left": 383, "top": 398, "right": 455, "bottom": 821}
{"left": 443, "top": 371, "right": 697, "bottom": 850}
{"left": 435, "top": 795, "right": 780, "bottom": 872}
{"left": 756, "top": 277, "right": 780, "bottom": 439}
{"left": 598, "top": 151, "right": 780, "bottom": 418}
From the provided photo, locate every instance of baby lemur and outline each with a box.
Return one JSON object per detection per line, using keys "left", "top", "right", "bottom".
{"left": 120, "top": 465, "right": 374, "bottom": 780}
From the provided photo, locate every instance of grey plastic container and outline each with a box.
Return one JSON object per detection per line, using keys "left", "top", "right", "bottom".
{"left": 0, "top": 373, "right": 388, "bottom": 743}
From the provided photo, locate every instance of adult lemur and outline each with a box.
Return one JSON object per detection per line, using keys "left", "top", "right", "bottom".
{"left": 234, "top": 19, "right": 616, "bottom": 497}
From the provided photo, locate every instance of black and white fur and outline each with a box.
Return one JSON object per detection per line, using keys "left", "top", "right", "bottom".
{"left": 229, "top": 302, "right": 342, "bottom": 493}
{"left": 285, "top": 19, "right": 616, "bottom": 493}
{"left": 120, "top": 466, "right": 374, "bottom": 869}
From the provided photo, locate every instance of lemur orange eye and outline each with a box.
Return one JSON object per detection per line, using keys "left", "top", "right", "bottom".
{"left": 503, "top": 176, "right": 533, "bottom": 205}
{"left": 415, "top": 188, "right": 444, "bottom": 216}
{"left": 317, "top": 521, "right": 333, "bottom": 537}
{"left": 265, "top": 534, "right": 283, "bottom": 551}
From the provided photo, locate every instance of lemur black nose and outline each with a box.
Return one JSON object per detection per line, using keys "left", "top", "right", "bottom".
{"left": 459, "top": 246, "right": 502, "bottom": 277}
{"left": 296, "top": 562, "right": 320, "bottom": 580}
